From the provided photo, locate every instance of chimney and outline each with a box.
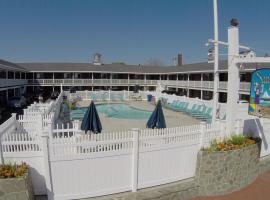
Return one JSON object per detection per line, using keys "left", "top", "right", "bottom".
{"left": 93, "top": 53, "right": 102, "bottom": 65}
{"left": 174, "top": 53, "right": 183, "bottom": 66}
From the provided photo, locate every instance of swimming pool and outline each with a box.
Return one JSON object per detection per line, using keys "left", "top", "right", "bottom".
{"left": 70, "top": 103, "right": 152, "bottom": 120}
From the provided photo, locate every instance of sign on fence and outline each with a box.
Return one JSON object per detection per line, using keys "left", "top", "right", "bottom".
{"left": 249, "top": 69, "right": 270, "bottom": 118}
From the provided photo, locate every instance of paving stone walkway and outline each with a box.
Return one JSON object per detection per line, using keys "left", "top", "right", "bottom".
{"left": 191, "top": 170, "right": 270, "bottom": 200}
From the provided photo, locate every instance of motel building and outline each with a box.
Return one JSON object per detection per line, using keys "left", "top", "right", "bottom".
{"left": 0, "top": 53, "right": 266, "bottom": 109}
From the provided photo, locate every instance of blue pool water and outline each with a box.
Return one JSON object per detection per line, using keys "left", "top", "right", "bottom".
{"left": 70, "top": 103, "right": 152, "bottom": 120}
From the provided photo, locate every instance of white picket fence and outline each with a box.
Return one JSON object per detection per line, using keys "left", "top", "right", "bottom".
{"left": 1, "top": 90, "right": 270, "bottom": 199}
{"left": 45, "top": 121, "right": 225, "bottom": 200}
{"left": 0, "top": 91, "right": 64, "bottom": 195}
{"left": 67, "top": 90, "right": 148, "bottom": 102}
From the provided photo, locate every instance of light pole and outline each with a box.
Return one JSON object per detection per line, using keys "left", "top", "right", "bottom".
{"left": 212, "top": 0, "right": 219, "bottom": 122}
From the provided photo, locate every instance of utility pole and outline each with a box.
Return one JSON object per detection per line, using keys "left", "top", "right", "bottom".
{"left": 212, "top": 0, "right": 219, "bottom": 122}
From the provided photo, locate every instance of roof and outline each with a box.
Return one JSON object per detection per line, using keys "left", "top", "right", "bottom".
{"left": 0, "top": 59, "right": 27, "bottom": 72}
{"left": 16, "top": 61, "right": 225, "bottom": 74}
{"left": 14, "top": 60, "right": 270, "bottom": 74}
{"left": 0, "top": 59, "right": 258, "bottom": 74}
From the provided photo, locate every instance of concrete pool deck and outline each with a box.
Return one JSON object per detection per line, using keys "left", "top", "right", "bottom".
{"left": 76, "top": 100, "right": 200, "bottom": 132}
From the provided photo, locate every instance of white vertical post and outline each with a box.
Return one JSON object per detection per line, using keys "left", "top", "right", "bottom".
{"left": 131, "top": 128, "right": 139, "bottom": 192}
{"left": 236, "top": 119, "right": 242, "bottom": 135}
{"left": 37, "top": 114, "right": 43, "bottom": 136}
{"left": 200, "top": 122, "right": 207, "bottom": 148}
{"left": 187, "top": 74, "right": 190, "bottom": 97}
{"left": 220, "top": 120, "right": 226, "bottom": 138}
{"left": 201, "top": 73, "right": 203, "bottom": 100}
{"left": 226, "top": 26, "right": 239, "bottom": 135}
{"left": 41, "top": 121, "right": 54, "bottom": 200}
{"left": 212, "top": 0, "right": 219, "bottom": 123}
{"left": 60, "top": 83, "right": 63, "bottom": 93}
{"left": 124, "top": 90, "right": 126, "bottom": 100}
{"left": 128, "top": 89, "right": 130, "bottom": 100}
{"left": 108, "top": 89, "right": 111, "bottom": 101}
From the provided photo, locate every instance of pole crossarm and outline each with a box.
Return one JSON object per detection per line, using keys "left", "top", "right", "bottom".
{"left": 235, "top": 57, "right": 270, "bottom": 64}
{"left": 208, "top": 39, "right": 251, "bottom": 50}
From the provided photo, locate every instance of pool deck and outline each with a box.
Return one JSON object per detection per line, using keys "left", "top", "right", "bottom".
{"left": 76, "top": 100, "right": 200, "bottom": 132}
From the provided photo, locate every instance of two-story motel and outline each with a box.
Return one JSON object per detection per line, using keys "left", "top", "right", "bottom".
{"left": 0, "top": 57, "right": 268, "bottom": 107}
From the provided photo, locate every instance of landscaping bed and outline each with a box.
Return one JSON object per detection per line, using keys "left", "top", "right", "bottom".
{"left": 0, "top": 163, "right": 33, "bottom": 200}
{"left": 196, "top": 135, "right": 261, "bottom": 196}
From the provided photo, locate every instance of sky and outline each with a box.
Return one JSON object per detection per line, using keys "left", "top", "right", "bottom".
{"left": 0, "top": 0, "right": 270, "bottom": 65}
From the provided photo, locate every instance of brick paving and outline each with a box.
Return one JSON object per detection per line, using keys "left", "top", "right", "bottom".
{"left": 191, "top": 170, "right": 270, "bottom": 200}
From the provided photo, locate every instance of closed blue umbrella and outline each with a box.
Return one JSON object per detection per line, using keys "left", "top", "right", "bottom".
{"left": 81, "top": 101, "right": 102, "bottom": 133}
{"left": 146, "top": 100, "right": 166, "bottom": 129}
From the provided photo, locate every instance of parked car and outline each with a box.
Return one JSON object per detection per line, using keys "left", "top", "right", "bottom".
{"left": 8, "top": 96, "right": 27, "bottom": 108}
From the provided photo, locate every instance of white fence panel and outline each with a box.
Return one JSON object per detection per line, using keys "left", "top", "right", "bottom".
{"left": 138, "top": 127, "right": 201, "bottom": 188}
{"left": 0, "top": 121, "right": 46, "bottom": 195}
{"left": 49, "top": 132, "right": 134, "bottom": 200}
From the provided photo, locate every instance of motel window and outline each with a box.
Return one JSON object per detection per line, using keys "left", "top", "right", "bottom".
{"left": 64, "top": 73, "right": 73, "bottom": 79}
{"left": 15, "top": 72, "right": 20, "bottom": 79}
{"left": 8, "top": 71, "right": 14, "bottom": 79}
{"left": 26, "top": 73, "right": 33, "bottom": 79}
{"left": 0, "top": 70, "right": 6, "bottom": 79}
{"left": 54, "top": 73, "right": 64, "bottom": 79}
{"left": 168, "top": 74, "right": 177, "bottom": 80}
{"left": 43, "top": 73, "right": 53, "bottom": 79}
{"left": 21, "top": 72, "right": 25, "bottom": 79}
{"left": 81, "top": 73, "right": 91, "bottom": 79}
{"left": 146, "top": 75, "right": 159, "bottom": 80}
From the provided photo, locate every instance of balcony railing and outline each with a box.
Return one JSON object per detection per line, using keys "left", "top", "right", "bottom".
{"left": 0, "top": 79, "right": 27, "bottom": 88}
{"left": 161, "top": 80, "right": 250, "bottom": 92}
{"left": 28, "top": 79, "right": 158, "bottom": 86}
{"left": 25, "top": 79, "right": 251, "bottom": 92}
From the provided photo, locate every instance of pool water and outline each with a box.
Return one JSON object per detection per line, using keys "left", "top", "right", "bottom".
{"left": 70, "top": 103, "right": 152, "bottom": 120}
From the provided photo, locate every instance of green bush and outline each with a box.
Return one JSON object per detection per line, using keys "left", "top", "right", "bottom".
{"left": 230, "top": 134, "right": 246, "bottom": 145}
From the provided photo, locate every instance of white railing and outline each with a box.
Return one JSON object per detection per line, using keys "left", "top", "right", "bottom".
{"left": 28, "top": 79, "right": 159, "bottom": 86}
{"left": 67, "top": 90, "right": 148, "bottom": 101}
{"left": 0, "top": 78, "right": 27, "bottom": 87}
{"left": 26, "top": 79, "right": 251, "bottom": 93}
{"left": 159, "top": 80, "right": 250, "bottom": 92}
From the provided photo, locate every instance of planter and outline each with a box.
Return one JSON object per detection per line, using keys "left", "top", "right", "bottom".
{"left": 0, "top": 171, "right": 33, "bottom": 200}
{"left": 196, "top": 142, "right": 261, "bottom": 196}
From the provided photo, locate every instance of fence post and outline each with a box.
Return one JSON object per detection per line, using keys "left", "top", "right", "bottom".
{"left": 131, "top": 128, "right": 140, "bottom": 192}
{"left": 41, "top": 121, "right": 54, "bottom": 200}
{"left": 200, "top": 122, "right": 207, "bottom": 148}
{"left": 220, "top": 120, "right": 226, "bottom": 138}
{"left": 236, "top": 119, "right": 242, "bottom": 135}
{"left": 109, "top": 90, "right": 111, "bottom": 101}
{"left": 37, "top": 114, "right": 43, "bottom": 136}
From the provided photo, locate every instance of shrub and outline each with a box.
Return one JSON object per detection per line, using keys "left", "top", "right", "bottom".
{"left": 0, "top": 162, "right": 28, "bottom": 178}
{"left": 203, "top": 135, "right": 256, "bottom": 152}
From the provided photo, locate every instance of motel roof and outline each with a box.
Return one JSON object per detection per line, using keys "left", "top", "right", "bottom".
{"left": 16, "top": 60, "right": 270, "bottom": 74}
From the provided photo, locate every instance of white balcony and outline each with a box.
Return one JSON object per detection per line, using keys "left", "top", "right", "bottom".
{"left": 26, "top": 79, "right": 251, "bottom": 93}
{"left": 28, "top": 79, "right": 158, "bottom": 86}
{"left": 0, "top": 79, "right": 27, "bottom": 88}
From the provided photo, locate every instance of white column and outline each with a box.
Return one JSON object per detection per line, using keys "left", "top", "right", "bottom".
{"left": 131, "top": 128, "right": 139, "bottom": 192}
{"left": 200, "top": 122, "right": 207, "bottom": 148}
{"left": 201, "top": 73, "right": 203, "bottom": 99}
{"left": 226, "top": 26, "right": 240, "bottom": 135}
{"left": 187, "top": 74, "right": 190, "bottom": 97}
{"left": 212, "top": 0, "right": 219, "bottom": 122}
{"left": 41, "top": 123, "right": 54, "bottom": 200}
